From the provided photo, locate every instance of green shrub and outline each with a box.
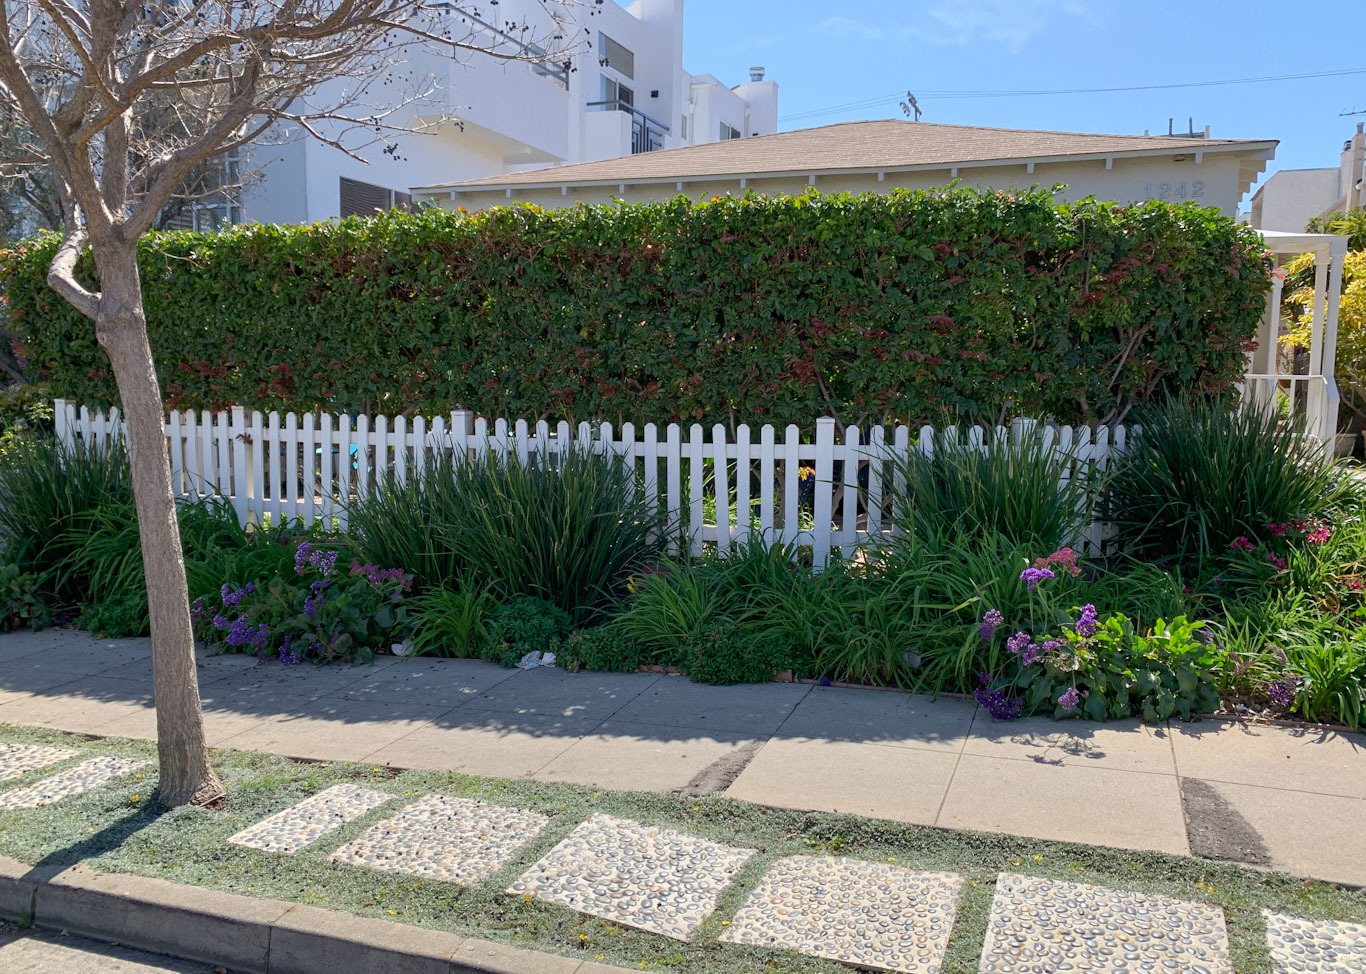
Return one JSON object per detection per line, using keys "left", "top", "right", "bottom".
{"left": 0, "top": 562, "right": 48, "bottom": 631}
{"left": 484, "top": 596, "right": 572, "bottom": 667}
{"left": 683, "top": 622, "right": 790, "bottom": 685}
{"left": 4, "top": 191, "right": 1270, "bottom": 426}
{"left": 886, "top": 427, "right": 1097, "bottom": 550}
{"left": 1009, "top": 614, "right": 1222, "bottom": 722}
{"left": 405, "top": 586, "right": 491, "bottom": 659}
{"left": 0, "top": 438, "right": 132, "bottom": 592}
{"left": 0, "top": 383, "right": 53, "bottom": 460}
{"left": 193, "top": 543, "right": 412, "bottom": 664}
{"left": 561, "top": 624, "right": 643, "bottom": 674}
{"left": 347, "top": 449, "right": 667, "bottom": 619}
{"left": 1103, "top": 398, "right": 1355, "bottom": 567}
{"left": 1284, "top": 631, "right": 1366, "bottom": 729}
{"left": 75, "top": 591, "right": 148, "bottom": 638}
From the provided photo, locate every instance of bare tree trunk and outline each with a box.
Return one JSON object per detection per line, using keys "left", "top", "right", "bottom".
{"left": 94, "top": 243, "right": 223, "bottom": 808}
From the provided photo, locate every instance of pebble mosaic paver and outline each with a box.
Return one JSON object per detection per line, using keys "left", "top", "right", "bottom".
{"left": 228, "top": 784, "right": 393, "bottom": 854}
{"left": 330, "top": 794, "right": 549, "bottom": 885}
{"left": 0, "top": 742, "right": 77, "bottom": 783}
{"left": 720, "top": 856, "right": 962, "bottom": 973}
{"left": 0, "top": 756, "right": 145, "bottom": 809}
{"left": 1265, "top": 911, "right": 1366, "bottom": 974}
{"left": 979, "top": 873, "right": 1233, "bottom": 974}
{"left": 508, "top": 813, "right": 756, "bottom": 941}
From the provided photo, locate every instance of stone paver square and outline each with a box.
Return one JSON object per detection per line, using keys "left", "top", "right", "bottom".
{"left": 330, "top": 794, "right": 548, "bottom": 885}
{"left": 0, "top": 756, "right": 145, "bottom": 809}
{"left": 0, "top": 742, "right": 76, "bottom": 782}
{"left": 508, "top": 813, "right": 756, "bottom": 941}
{"left": 228, "top": 784, "right": 393, "bottom": 854}
{"left": 980, "top": 873, "right": 1232, "bottom": 974}
{"left": 720, "top": 856, "right": 962, "bottom": 973}
{"left": 1264, "top": 911, "right": 1366, "bottom": 974}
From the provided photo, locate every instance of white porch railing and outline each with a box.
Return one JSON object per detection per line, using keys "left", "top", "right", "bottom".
{"left": 1246, "top": 230, "right": 1350, "bottom": 455}
{"left": 54, "top": 400, "right": 1128, "bottom": 569}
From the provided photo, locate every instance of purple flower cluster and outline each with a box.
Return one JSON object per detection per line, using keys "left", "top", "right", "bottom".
{"left": 226, "top": 617, "right": 269, "bottom": 650}
{"left": 212, "top": 614, "right": 230, "bottom": 632}
{"left": 979, "top": 608, "right": 1005, "bottom": 641}
{"left": 1057, "top": 686, "right": 1081, "bottom": 711}
{"left": 1019, "top": 567, "right": 1055, "bottom": 592}
{"left": 1075, "top": 603, "right": 1098, "bottom": 637}
{"left": 294, "top": 542, "right": 338, "bottom": 577}
{"left": 278, "top": 636, "right": 303, "bottom": 666}
{"left": 191, "top": 597, "right": 207, "bottom": 620}
{"left": 220, "top": 582, "right": 257, "bottom": 607}
{"left": 973, "top": 674, "right": 1022, "bottom": 721}
{"left": 350, "top": 562, "right": 409, "bottom": 588}
{"left": 303, "top": 578, "right": 331, "bottom": 619}
{"left": 1265, "top": 676, "right": 1300, "bottom": 710}
{"left": 1006, "top": 631, "right": 1031, "bottom": 654}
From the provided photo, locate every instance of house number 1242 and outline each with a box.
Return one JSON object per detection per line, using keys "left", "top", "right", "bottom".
{"left": 1144, "top": 181, "right": 1205, "bottom": 200}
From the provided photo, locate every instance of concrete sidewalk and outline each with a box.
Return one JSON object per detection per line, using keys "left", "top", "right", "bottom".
{"left": 2, "top": 628, "right": 1364, "bottom": 885}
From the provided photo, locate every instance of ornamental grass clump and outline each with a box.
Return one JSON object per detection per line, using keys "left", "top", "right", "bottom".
{"left": 887, "top": 428, "right": 1097, "bottom": 552}
{"left": 347, "top": 448, "right": 668, "bottom": 620}
{"left": 1103, "top": 397, "right": 1357, "bottom": 568}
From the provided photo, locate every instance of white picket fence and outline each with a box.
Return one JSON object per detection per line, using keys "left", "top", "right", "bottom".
{"left": 54, "top": 400, "right": 1129, "bottom": 568}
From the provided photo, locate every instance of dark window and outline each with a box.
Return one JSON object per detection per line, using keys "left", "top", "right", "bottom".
{"left": 598, "top": 32, "right": 634, "bottom": 79}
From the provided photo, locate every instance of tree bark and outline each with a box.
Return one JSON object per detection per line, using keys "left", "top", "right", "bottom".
{"left": 93, "top": 242, "right": 223, "bottom": 808}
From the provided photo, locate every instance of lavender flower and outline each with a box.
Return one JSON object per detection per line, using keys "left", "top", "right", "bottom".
{"left": 294, "top": 542, "right": 313, "bottom": 575}
{"left": 1006, "top": 631, "right": 1031, "bottom": 654}
{"left": 973, "top": 674, "right": 1022, "bottom": 721}
{"left": 1265, "top": 676, "right": 1300, "bottom": 710}
{"left": 1075, "top": 604, "right": 1098, "bottom": 638}
{"left": 279, "top": 637, "right": 303, "bottom": 666}
{"left": 1057, "top": 686, "right": 1081, "bottom": 711}
{"left": 1018, "top": 643, "right": 1042, "bottom": 666}
{"left": 212, "top": 614, "right": 230, "bottom": 632}
{"left": 226, "top": 617, "right": 269, "bottom": 650}
{"left": 1019, "top": 567, "right": 1055, "bottom": 592}
{"left": 979, "top": 608, "right": 1005, "bottom": 641}
{"left": 190, "top": 597, "right": 206, "bottom": 620}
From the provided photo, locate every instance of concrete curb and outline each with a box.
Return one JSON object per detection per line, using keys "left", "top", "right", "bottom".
{"left": 0, "top": 855, "right": 631, "bottom": 974}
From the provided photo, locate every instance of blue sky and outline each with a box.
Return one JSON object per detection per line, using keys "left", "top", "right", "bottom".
{"left": 681, "top": 0, "right": 1366, "bottom": 212}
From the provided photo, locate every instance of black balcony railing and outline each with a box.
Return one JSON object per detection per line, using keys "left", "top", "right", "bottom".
{"left": 587, "top": 100, "right": 669, "bottom": 154}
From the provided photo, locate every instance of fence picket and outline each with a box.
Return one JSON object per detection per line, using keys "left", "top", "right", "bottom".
{"left": 812, "top": 418, "right": 836, "bottom": 571}
{"left": 666, "top": 423, "right": 682, "bottom": 552}
{"left": 687, "top": 423, "right": 705, "bottom": 556}
{"left": 712, "top": 423, "right": 731, "bottom": 556}
{"left": 734, "top": 424, "right": 751, "bottom": 550}
{"left": 841, "top": 425, "right": 860, "bottom": 559}
{"left": 783, "top": 424, "right": 800, "bottom": 548}
{"left": 249, "top": 410, "right": 265, "bottom": 525}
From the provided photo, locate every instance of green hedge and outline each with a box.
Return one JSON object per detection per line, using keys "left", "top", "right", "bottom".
{"left": 1, "top": 188, "right": 1271, "bottom": 426}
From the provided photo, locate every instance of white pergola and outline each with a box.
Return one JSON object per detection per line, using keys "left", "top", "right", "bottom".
{"left": 1244, "top": 230, "right": 1350, "bottom": 455}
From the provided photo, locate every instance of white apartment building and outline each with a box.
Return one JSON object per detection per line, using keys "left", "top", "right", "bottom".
{"left": 1248, "top": 123, "right": 1366, "bottom": 232}
{"left": 236, "top": 1, "right": 777, "bottom": 226}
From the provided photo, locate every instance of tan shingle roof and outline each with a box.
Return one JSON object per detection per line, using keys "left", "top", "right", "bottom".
{"left": 416, "top": 119, "right": 1275, "bottom": 192}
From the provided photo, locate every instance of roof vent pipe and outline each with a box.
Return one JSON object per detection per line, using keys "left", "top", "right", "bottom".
{"left": 749, "top": 66, "right": 765, "bottom": 82}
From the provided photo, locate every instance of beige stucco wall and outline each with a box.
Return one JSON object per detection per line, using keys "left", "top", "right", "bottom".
{"left": 431, "top": 151, "right": 1258, "bottom": 216}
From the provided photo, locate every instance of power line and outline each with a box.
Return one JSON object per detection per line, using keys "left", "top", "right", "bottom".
{"left": 778, "top": 67, "right": 1366, "bottom": 123}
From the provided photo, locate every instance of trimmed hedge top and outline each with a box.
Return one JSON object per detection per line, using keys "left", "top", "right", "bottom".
{"left": 1, "top": 188, "right": 1271, "bottom": 426}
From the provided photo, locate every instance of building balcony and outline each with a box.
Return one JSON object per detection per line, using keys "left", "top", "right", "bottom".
{"left": 587, "top": 100, "right": 669, "bottom": 154}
